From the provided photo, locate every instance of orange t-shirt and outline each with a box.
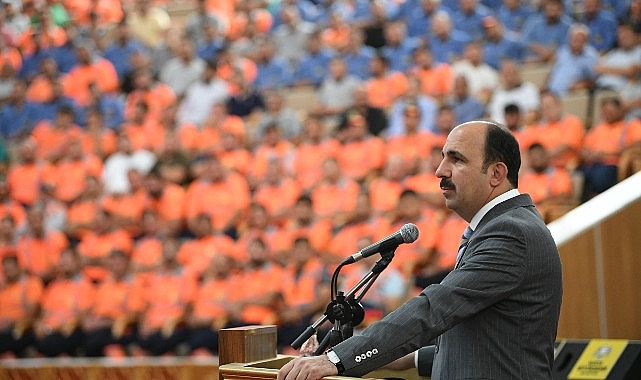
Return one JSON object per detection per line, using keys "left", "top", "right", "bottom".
{"left": 7, "top": 162, "right": 53, "bottom": 206}
{"left": 81, "top": 129, "right": 118, "bottom": 158}
{"left": 410, "top": 64, "right": 454, "bottom": 99}
{"left": 141, "top": 268, "right": 196, "bottom": 329}
{"left": 387, "top": 211, "right": 441, "bottom": 272}
{"left": 26, "top": 75, "right": 56, "bottom": 103}
{"left": 49, "top": 156, "right": 103, "bottom": 203}
{"left": 63, "top": 59, "right": 119, "bottom": 106}
{"left": 249, "top": 141, "right": 296, "bottom": 181}
{"left": 144, "top": 184, "right": 186, "bottom": 223}
{"left": 520, "top": 115, "right": 585, "bottom": 169}
{"left": 385, "top": 132, "right": 438, "bottom": 170}
{"left": 253, "top": 178, "right": 301, "bottom": 220}
{"left": 284, "top": 219, "right": 334, "bottom": 254}
{"left": 16, "top": 232, "right": 69, "bottom": 279}
{"left": 311, "top": 178, "right": 361, "bottom": 220}
{"left": 0, "top": 276, "right": 43, "bottom": 322}
{"left": 583, "top": 119, "right": 641, "bottom": 166}
{"left": 235, "top": 264, "right": 283, "bottom": 325}
{"left": 293, "top": 139, "right": 340, "bottom": 190}
{"left": 337, "top": 137, "right": 386, "bottom": 181}
{"left": 433, "top": 213, "right": 468, "bottom": 270}
{"left": 31, "top": 123, "right": 87, "bottom": 161}
{"left": 185, "top": 174, "right": 251, "bottom": 231}
{"left": 280, "top": 258, "right": 328, "bottom": 309}
{"left": 218, "top": 148, "right": 252, "bottom": 176}
{"left": 90, "top": 274, "right": 144, "bottom": 319}
{"left": 327, "top": 217, "right": 391, "bottom": 260}
{"left": 40, "top": 276, "right": 95, "bottom": 329}
{"left": 77, "top": 229, "right": 133, "bottom": 282}
{"left": 177, "top": 234, "right": 240, "bottom": 274}
{"left": 0, "top": 47, "right": 22, "bottom": 72}
{"left": 519, "top": 168, "right": 573, "bottom": 204}
{"left": 125, "top": 85, "right": 176, "bottom": 123}
{"left": 66, "top": 197, "right": 101, "bottom": 239}
{"left": 191, "top": 275, "right": 242, "bottom": 320}
{"left": 365, "top": 72, "right": 409, "bottom": 109}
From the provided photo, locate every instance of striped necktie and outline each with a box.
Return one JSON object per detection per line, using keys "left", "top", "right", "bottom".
{"left": 455, "top": 226, "right": 473, "bottom": 267}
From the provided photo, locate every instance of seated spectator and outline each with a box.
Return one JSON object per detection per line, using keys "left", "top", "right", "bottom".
{"left": 0, "top": 255, "right": 43, "bottom": 358}
{"left": 579, "top": 97, "right": 641, "bottom": 200}
{"left": 481, "top": 15, "right": 526, "bottom": 70}
{"left": 253, "top": 159, "right": 301, "bottom": 225}
{"left": 578, "top": 0, "right": 618, "bottom": 54}
{"left": 284, "top": 194, "right": 333, "bottom": 254}
{"left": 103, "top": 21, "right": 147, "bottom": 86}
{"left": 277, "top": 237, "right": 330, "bottom": 352}
{"left": 249, "top": 123, "right": 296, "bottom": 186}
{"left": 31, "top": 79, "right": 80, "bottom": 125}
{"left": 519, "top": 143, "right": 574, "bottom": 222}
{"left": 404, "top": 0, "right": 443, "bottom": 40}
{"left": 449, "top": 75, "right": 487, "bottom": 123}
{"left": 380, "top": 21, "right": 421, "bottom": 73}
{"left": 177, "top": 60, "right": 229, "bottom": 127}
{"left": 336, "top": 111, "right": 386, "bottom": 183}
{"left": 253, "top": 39, "right": 293, "bottom": 90}
{"left": 594, "top": 23, "right": 641, "bottom": 91}
{"left": 226, "top": 71, "right": 265, "bottom": 119}
{"left": 321, "top": 10, "right": 350, "bottom": 51}
{"left": 521, "top": 0, "right": 571, "bottom": 64}
{"left": 46, "top": 139, "right": 102, "bottom": 204}
{"left": 184, "top": 0, "right": 225, "bottom": 46}
{"left": 49, "top": 23, "right": 79, "bottom": 74}
{"left": 488, "top": 60, "right": 540, "bottom": 124}
{"left": 368, "top": 156, "right": 408, "bottom": 217}
{"left": 408, "top": 47, "right": 454, "bottom": 105}
{"left": 196, "top": 20, "right": 225, "bottom": 63}
{"left": 62, "top": 42, "right": 119, "bottom": 107}
{"left": 65, "top": 175, "right": 103, "bottom": 241}
{"left": 496, "top": 0, "right": 535, "bottom": 34}
{"left": 309, "top": 57, "right": 361, "bottom": 128}
{"left": 160, "top": 37, "right": 205, "bottom": 98}
{"left": 125, "top": 68, "right": 176, "bottom": 124}
{"left": 404, "top": 146, "right": 446, "bottom": 209}
{"left": 34, "top": 248, "right": 93, "bottom": 357}
{"left": 82, "top": 249, "right": 142, "bottom": 357}
{"left": 18, "top": 31, "right": 55, "bottom": 81}
{"left": 76, "top": 209, "right": 133, "bottom": 283}
{"left": 452, "top": 41, "right": 499, "bottom": 104}
{"left": 271, "top": 6, "right": 314, "bottom": 67}
{"left": 387, "top": 76, "right": 438, "bottom": 137}
{"left": 427, "top": 10, "right": 469, "bottom": 63}
{"left": 7, "top": 139, "right": 50, "bottom": 208}
{"left": 130, "top": 210, "right": 164, "bottom": 283}
{"left": 386, "top": 102, "right": 438, "bottom": 172}
{"left": 101, "top": 169, "right": 148, "bottom": 234}
{"left": 143, "top": 169, "right": 186, "bottom": 237}
{"left": 122, "top": 101, "right": 163, "bottom": 152}
{"left": 292, "top": 116, "right": 340, "bottom": 190}
{"left": 187, "top": 254, "right": 242, "bottom": 356}
{"left": 0, "top": 80, "right": 39, "bottom": 139}
{"left": 336, "top": 86, "right": 388, "bottom": 137}
{"left": 101, "top": 133, "right": 156, "bottom": 195}
{"left": 337, "top": 26, "right": 376, "bottom": 81}
{"left": 31, "top": 105, "right": 86, "bottom": 161}
{"left": 451, "top": 0, "right": 492, "bottom": 41}
{"left": 80, "top": 108, "right": 118, "bottom": 160}
{"left": 293, "top": 30, "right": 335, "bottom": 87}
{"left": 134, "top": 238, "right": 196, "bottom": 356}
{"left": 502, "top": 103, "right": 528, "bottom": 154}
{"left": 520, "top": 91, "right": 585, "bottom": 170}
{"left": 311, "top": 157, "right": 361, "bottom": 226}
{"left": 185, "top": 155, "right": 250, "bottom": 236}
{"left": 364, "top": 54, "right": 408, "bottom": 110}
{"left": 26, "top": 57, "right": 61, "bottom": 103}
{"left": 126, "top": 0, "right": 171, "bottom": 49}
{"left": 546, "top": 23, "right": 599, "bottom": 96}
{"left": 18, "top": 11, "right": 66, "bottom": 57}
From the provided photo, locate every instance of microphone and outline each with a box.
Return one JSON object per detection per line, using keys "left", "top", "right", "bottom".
{"left": 342, "top": 223, "right": 419, "bottom": 265}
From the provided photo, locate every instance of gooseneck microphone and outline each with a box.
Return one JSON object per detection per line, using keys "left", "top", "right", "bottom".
{"left": 341, "top": 223, "right": 419, "bottom": 265}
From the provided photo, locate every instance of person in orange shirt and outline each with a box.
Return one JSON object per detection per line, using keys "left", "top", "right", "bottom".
{"left": 31, "top": 105, "right": 87, "bottom": 161}
{"left": 0, "top": 216, "right": 17, "bottom": 259}
{"left": 125, "top": 68, "right": 176, "bottom": 123}
{"left": 143, "top": 168, "right": 186, "bottom": 237}
{"left": 248, "top": 123, "right": 296, "bottom": 187}
{"left": 185, "top": 155, "right": 251, "bottom": 237}
{"left": 520, "top": 91, "right": 586, "bottom": 170}
{"left": 364, "top": 54, "right": 408, "bottom": 110}
{"left": 177, "top": 213, "right": 240, "bottom": 276}
{"left": 82, "top": 249, "right": 143, "bottom": 357}
{"left": 134, "top": 238, "right": 197, "bottom": 356}
{"left": 0, "top": 38, "right": 21, "bottom": 73}
{"left": 519, "top": 143, "right": 574, "bottom": 221}
{"left": 336, "top": 110, "right": 386, "bottom": 184}
{"left": 65, "top": 175, "right": 103, "bottom": 241}
{"left": 236, "top": 203, "right": 293, "bottom": 264}
{"left": 283, "top": 195, "right": 334, "bottom": 258}
{"left": 277, "top": 237, "right": 330, "bottom": 352}
{"left": 0, "top": 175, "right": 27, "bottom": 229}
{"left": 368, "top": 156, "right": 408, "bottom": 217}
{"left": 404, "top": 145, "right": 446, "bottom": 210}
{"left": 101, "top": 169, "right": 147, "bottom": 234}
{"left": 63, "top": 42, "right": 119, "bottom": 107}
{"left": 122, "top": 101, "right": 164, "bottom": 152}
{"left": 81, "top": 107, "right": 118, "bottom": 160}
{"left": 26, "top": 57, "right": 60, "bottom": 103}
{"left": 187, "top": 254, "right": 243, "bottom": 356}
{"left": 7, "top": 138, "right": 53, "bottom": 207}
{"left": 293, "top": 115, "right": 341, "bottom": 191}
{"left": 18, "top": 11, "right": 67, "bottom": 56}
{"left": 46, "top": 139, "right": 103, "bottom": 204}
{"left": 130, "top": 210, "right": 164, "bottom": 284}
{"left": 16, "top": 207, "right": 69, "bottom": 284}
{"left": 234, "top": 237, "right": 284, "bottom": 326}
{"left": 386, "top": 189, "right": 441, "bottom": 276}
{"left": 34, "top": 248, "right": 94, "bottom": 357}
{"left": 253, "top": 158, "right": 301, "bottom": 225}
{"left": 409, "top": 46, "right": 454, "bottom": 103}
{"left": 385, "top": 102, "right": 438, "bottom": 174}
{"left": 311, "top": 157, "right": 361, "bottom": 227}
{"left": 157, "top": 103, "right": 201, "bottom": 156}
{"left": 76, "top": 209, "right": 133, "bottom": 283}
{"left": 0, "top": 255, "right": 43, "bottom": 358}
{"left": 579, "top": 96, "right": 641, "bottom": 201}
{"left": 217, "top": 127, "right": 252, "bottom": 176}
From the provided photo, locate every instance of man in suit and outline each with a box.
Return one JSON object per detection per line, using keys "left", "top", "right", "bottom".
{"left": 277, "top": 120, "right": 563, "bottom": 379}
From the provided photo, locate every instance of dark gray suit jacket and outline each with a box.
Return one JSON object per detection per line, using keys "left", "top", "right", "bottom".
{"left": 332, "top": 194, "right": 563, "bottom": 379}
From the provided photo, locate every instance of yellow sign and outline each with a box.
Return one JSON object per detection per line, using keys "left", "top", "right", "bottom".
{"left": 568, "top": 339, "right": 629, "bottom": 379}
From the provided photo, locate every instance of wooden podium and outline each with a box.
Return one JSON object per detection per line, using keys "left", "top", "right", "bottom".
{"left": 218, "top": 326, "right": 425, "bottom": 380}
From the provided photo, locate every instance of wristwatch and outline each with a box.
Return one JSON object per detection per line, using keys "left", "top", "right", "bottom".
{"left": 326, "top": 350, "right": 345, "bottom": 375}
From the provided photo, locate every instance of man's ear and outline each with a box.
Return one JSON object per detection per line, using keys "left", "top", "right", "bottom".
{"left": 489, "top": 162, "right": 508, "bottom": 187}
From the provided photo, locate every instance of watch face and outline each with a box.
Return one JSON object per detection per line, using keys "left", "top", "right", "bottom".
{"left": 327, "top": 350, "right": 340, "bottom": 364}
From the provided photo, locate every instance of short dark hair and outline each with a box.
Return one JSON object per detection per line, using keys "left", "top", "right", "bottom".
{"left": 482, "top": 123, "right": 521, "bottom": 188}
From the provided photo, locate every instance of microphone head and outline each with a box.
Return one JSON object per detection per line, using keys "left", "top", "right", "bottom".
{"left": 400, "top": 223, "right": 419, "bottom": 243}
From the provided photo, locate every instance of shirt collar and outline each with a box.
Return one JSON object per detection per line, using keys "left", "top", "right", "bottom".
{"left": 469, "top": 189, "right": 520, "bottom": 231}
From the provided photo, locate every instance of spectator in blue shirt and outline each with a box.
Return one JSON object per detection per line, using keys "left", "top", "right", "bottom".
{"left": 404, "top": 0, "right": 443, "bottom": 39}
{"left": 497, "top": 0, "right": 535, "bottom": 34}
{"left": 293, "top": 30, "right": 335, "bottom": 87}
{"left": 104, "top": 21, "right": 148, "bottom": 86}
{"left": 196, "top": 21, "right": 224, "bottom": 63}
{"left": 0, "top": 80, "right": 39, "bottom": 139}
{"left": 521, "top": 0, "right": 572, "bottom": 64}
{"left": 77, "top": 83, "right": 125, "bottom": 129}
{"left": 32, "top": 79, "right": 79, "bottom": 124}
{"left": 428, "top": 10, "right": 469, "bottom": 63}
{"left": 50, "top": 24, "right": 79, "bottom": 74}
{"left": 338, "top": 27, "right": 377, "bottom": 80}
{"left": 381, "top": 22, "right": 421, "bottom": 73}
{"left": 481, "top": 15, "right": 526, "bottom": 70}
{"left": 578, "top": 0, "right": 618, "bottom": 53}
{"left": 387, "top": 76, "right": 438, "bottom": 136}
{"left": 18, "top": 32, "right": 55, "bottom": 81}
{"left": 546, "top": 23, "right": 599, "bottom": 95}
{"left": 450, "top": 75, "right": 486, "bottom": 123}
{"left": 452, "top": 0, "right": 493, "bottom": 41}
{"left": 600, "top": 0, "right": 630, "bottom": 21}
{"left": 254, "top": 40, "right": 293, "bottom": 90}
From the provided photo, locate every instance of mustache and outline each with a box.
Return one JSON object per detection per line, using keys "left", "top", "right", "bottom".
{"left": 440, "top": 178, "right": 455, "bottom": 189}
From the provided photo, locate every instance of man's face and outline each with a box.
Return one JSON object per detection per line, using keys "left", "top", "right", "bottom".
{"left": 435, "top": 124, "right": 493, "bottom": 222}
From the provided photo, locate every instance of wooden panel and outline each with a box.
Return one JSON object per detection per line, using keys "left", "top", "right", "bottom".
{"left": 557, "top": 228, "right": 601, "bottom": 339}
{"left": 219, "top": 325, "right": 277, "bottom": 366}
{"left": 601, "top": 199, "right": 641, "bottom": 339}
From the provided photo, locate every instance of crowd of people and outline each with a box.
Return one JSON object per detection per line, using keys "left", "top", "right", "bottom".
{"left": 0, "top": 0, "right": 641, "bottom": 359}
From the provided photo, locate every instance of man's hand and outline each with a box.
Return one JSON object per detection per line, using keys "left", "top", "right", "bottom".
{"left": 277, "top": 355, "right": 338, "bottom": 380}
